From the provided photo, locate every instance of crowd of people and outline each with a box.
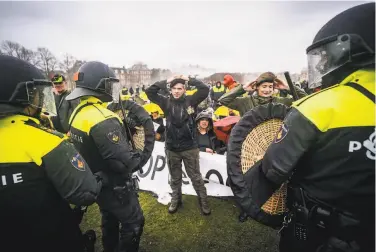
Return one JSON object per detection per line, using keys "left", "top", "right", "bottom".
{"left": 0, "top": 2, "right": 374, "bottom": 252}
{"left": 128, "top": 71, "right": 308, "bottom": 157}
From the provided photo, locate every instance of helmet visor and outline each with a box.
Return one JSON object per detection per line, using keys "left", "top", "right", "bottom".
{"left": 95, "top": 77, "right": 120, "bottom": 102}
{"left": 27, "top": 81, "right": 57, "bottom": 116}
{"left": 307, "top": 35, "right": 351, "bottom": 89}
{"left": 108, "top": 80, "right": 121, "bottom": 103}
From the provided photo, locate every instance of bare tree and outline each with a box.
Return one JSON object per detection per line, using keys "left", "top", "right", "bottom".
{"left": 18, "top": 47, "right": 35, "bottom": 62}
{"left": 1, "top": 40, "right": 19, "bottom": 56}
{"left": 60, "top": 53, "right": 76, "bottom": 73}
{"left": 29, "top": 51, "right": 41, "bottom": 68}
{"left": 1, "top": 40, "right": 41, "bottom": 67}
{"left": 37, "top": 47, "right": 59, "bottom": 77}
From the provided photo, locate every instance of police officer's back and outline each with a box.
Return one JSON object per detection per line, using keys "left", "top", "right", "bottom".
{"left": 66, "top": 61, "right": 146, "bottom": 252}
{"left": 0, "top": 56, "right": 102, "bottom": 252}
{"left": 251, "top": 3, "right": 375, "bottom": 252}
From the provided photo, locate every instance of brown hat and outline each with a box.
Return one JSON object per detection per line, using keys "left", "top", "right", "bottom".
{"left": 255, "top": 72, "right": 277, "bottom": 86}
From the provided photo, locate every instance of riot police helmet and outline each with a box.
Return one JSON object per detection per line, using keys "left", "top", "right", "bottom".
{"left": 306, "top": 2, "right": 375, "bottom": 89}
{"left": 66, "top": 61, "right": 120, "bottom": 102}
{"left": 0, "top": 55, "right": 56, "bottom": 117}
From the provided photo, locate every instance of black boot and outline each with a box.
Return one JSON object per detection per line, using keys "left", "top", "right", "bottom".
{"left": 117, "top": 226, "right": 143, "bottom": 252}
{"left": 83, "top": 229, "right": 96, "bottom": 252}
{"left": 238, "top": 212, "right": 248, "bottom": 222}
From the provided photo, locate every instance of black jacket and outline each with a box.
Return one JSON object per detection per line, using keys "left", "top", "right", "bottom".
{"left": 152, "top": 117, "right": 165, "bottom": 134}
{"left": 52, "top": 90, "right": 79, "bottom": 133}
{"left": 0, "top": 114, "right": 101, "bottom": 251}
{"left": 69, "top": 97, "right": 143, "bottom": 185}
{"left": 196, "top": 129, "right": 226, "bottom": 155}
{"left": 257, "top": 70, "right": 375, "bottom": 238}
{"left": 146, "top": 78, "right": 209, "bottom": 152}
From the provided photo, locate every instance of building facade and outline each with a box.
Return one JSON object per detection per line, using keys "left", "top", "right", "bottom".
{"left": 111, "top": 63, "right": 153, "bottom": 88}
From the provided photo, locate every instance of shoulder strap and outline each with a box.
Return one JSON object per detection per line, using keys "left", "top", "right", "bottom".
{"left": 345, "top": 82, "right": 375, "bottom": 104}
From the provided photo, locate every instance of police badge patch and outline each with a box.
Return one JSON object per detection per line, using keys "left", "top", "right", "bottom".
{"left": 71, "top": 153, "right": 86, "bottom": 171}
{"left": 107, "top": 131, "right": 121, "bottom": 144}
{"left": 274, "top": 123, "right": 289, "bottom": 143}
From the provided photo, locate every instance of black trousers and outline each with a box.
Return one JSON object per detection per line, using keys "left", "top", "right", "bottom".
{"left": 279, "top": 221, "right": 374, "bottom": 252}
{"left": 97, "top": 187, "right": 145, "bottom": 252}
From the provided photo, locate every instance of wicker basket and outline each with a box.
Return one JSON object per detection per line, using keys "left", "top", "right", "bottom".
{"left": 241, "top": 119, "right": 287, "bottom": 215}
{"left": 115, "top": 110, "right": 145, "bottom": 151}
{"left": 133, "top": 126, "right": 145, "bottom": 150}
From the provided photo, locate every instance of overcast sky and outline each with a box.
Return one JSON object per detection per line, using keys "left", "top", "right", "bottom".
{"left": 0, "top": 1, "right": 367, "bottom": 73}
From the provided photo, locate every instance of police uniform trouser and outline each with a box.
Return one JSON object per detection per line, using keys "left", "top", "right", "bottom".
{"left": 278, "top": 212, "right": 374, "bottom": 252}
{"left": 166, "top": 148, "right": 207, "bottom": 202}
{"left": 97, "top": 187, "right": 145, "bottom": 252}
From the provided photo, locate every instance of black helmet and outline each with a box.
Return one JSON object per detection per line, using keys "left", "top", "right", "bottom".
{"left": 306, "top": 2, "right": 375, "bottom": 89}
{"left": 66, "top": 61, "right": 120, "bottom": 102}
{"left": 0, "top": 55, "right": 56, "bottom": 116}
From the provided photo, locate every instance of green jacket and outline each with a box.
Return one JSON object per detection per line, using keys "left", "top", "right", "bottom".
{"left": 218, "top": 85, "right": 307, "bottom": 116}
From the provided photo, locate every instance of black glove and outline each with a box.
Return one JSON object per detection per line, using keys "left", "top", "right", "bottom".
{"left": 125, "top": 117, "right": 136, "bottom": 128}
{"left": 131, "top": 149, "right": 145, "bottom": 173}
{"left": 125, "top": 117, "right": 137, "bottom": 135}
{"left": 94, "top": 171, "right": 109, "bottom": 186}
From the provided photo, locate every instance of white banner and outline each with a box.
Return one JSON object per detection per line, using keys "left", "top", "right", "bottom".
{"left": 137, "top": 141, "right": 234, "bottom": 203}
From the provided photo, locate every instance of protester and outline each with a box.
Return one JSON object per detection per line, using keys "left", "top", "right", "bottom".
{"left": 146, "top": 75, "right": 211, "bottom": 215}
{"left": 196, "top": 110, "right": 226, "bottom": 155}
{"left": 151, "top": 110, "right": 165, "bottom": 142}
{"left": 210, "top": 81, "right": 226, "bottom": 109}
{"left": 223, "top": 74, "right": 238, "bottom": 90}
{"left": 218, "top": 72, "right": 307, "bottom": 116}
{"left": 48, "top": 74, "right": 79, "bottom": 133}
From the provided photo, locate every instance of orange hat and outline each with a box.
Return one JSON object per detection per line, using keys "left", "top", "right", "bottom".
{"left": 223, "top": 74, "right": 234, "bottom": 87}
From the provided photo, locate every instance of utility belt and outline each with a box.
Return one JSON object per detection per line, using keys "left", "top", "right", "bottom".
{"left": 113, "top": 175, "right": 140, "bottom": 205}
{"left": 280, "top": 187, "right": 361, "bottom": 243}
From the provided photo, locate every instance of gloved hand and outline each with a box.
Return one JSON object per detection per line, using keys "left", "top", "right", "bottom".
{"left": 125, "top": 117, "right": 137, "bottom": 129}
{"left": 125, "top": 117, "right": 137, "bottom": 135}
{"left": 94, "top": 171, "right": 109, "bottom": 186}
{"left": 132, "top": 149, "right": 145, "bottom": 173}
{"left": 132, "top": 149, "right": 143, "bottom": 159}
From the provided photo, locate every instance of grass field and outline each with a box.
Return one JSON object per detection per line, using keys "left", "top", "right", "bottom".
{"left": 81, "top": 192, "right": 279, "bottom": 252}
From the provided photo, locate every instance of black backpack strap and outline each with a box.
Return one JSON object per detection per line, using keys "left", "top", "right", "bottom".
{"left": 345, "top": 82, "right": 375, "bottom": 104}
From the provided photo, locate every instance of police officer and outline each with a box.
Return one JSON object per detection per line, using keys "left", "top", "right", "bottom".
{"left": 0, "top": 55, "right": 102, "bottom": 252}
{"left": 248, "top": 3, "right": 375, "bottom": 252}
{"left": 66, "top": 61, "right": 145, "bottom": 252}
